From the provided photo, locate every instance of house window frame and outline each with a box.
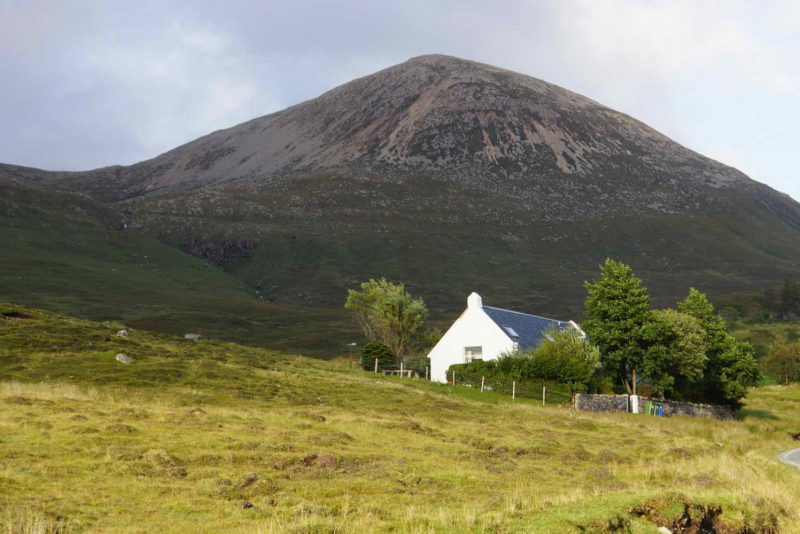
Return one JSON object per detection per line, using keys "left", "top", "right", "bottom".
{"left": 464, "top": 346, "right": 483, "bottom": 363}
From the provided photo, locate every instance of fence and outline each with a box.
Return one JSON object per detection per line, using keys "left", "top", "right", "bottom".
{"left": 451, "top": 371, "right": 575, "bottom": 405}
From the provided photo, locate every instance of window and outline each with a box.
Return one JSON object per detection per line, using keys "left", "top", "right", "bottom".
{"left": 464, "top": 346, "right": 483, "bottom": 363}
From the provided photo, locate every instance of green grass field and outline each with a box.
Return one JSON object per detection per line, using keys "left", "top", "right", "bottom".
{"left": 2, "top": 302, "right": 800, "bottom": 533}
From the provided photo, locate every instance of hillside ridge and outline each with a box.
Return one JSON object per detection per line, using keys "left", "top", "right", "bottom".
{"left": 3, "top": 54, "right": 800, "bottom": 344}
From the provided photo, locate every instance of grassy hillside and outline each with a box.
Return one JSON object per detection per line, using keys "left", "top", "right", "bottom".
{"left": 2, "top": 302, "right": 800, "bottom": 533}
{"left": 729, "top": 321, "right": 800, "bottom": 360}
{"left": 0, "top": 178, "right": 360, "bottom": 357}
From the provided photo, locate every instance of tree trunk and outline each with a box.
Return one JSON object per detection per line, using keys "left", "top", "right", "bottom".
{"left": 621, "top": 376, "right": 632, "bottom": 395}
{"left": 632, "top": 368, "right": 638, "bottom": 396}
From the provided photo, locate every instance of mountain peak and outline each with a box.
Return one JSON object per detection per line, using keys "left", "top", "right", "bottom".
{"left": 1, "top": 54, "right": 756, "bottom": 203}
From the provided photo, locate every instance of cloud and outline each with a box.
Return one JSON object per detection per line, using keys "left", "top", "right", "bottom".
{"left": 0, "top": 0, "right": 797, "bottom": 199}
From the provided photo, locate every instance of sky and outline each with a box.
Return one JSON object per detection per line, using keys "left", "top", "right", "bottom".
{"left": 1, "top": 0, "right": 798, "bottom": 198}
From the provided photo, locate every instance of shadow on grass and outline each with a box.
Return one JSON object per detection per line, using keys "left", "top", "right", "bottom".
{"left": 740, "top": 408, "right": 780, "bottom": 420}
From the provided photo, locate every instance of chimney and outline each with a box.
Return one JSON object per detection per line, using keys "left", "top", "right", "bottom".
{"left": 467, "top": 292, "right": 483, "bottom": 309}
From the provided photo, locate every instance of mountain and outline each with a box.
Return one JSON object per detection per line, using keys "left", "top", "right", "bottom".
{"left": 3, "top": 54, "right": 800, "bottom": 351}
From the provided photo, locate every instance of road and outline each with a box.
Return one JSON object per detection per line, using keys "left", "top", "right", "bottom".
{"left": 778, "top": 448, "right": 800, "bottom": 467}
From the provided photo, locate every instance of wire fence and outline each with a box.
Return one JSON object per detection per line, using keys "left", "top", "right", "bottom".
{"left": 452, "top": 373, "right": 576, "bottom": 405}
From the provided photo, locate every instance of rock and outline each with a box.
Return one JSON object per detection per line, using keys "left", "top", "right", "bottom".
{"left": 116, "top": 330, "right": 128, "bottom": 337}
{"left": 658, "top": 527, "right": 673, "bottom": 534}
{"left": 115, "top": 353, "right": 131, "bottom": 364}
{"left": 185, "top": 333, "right": 201, "bottom": 340}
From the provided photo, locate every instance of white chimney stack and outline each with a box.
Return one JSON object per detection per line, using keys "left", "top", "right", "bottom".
{"left": 467, "top": 292, "right": 483, "bottom": 309}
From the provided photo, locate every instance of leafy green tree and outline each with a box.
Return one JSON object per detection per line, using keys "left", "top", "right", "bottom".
{"left": 760, "top": 286, "right": 778, "bottom": 317}
{"left": 345, "top": 278, "right": 427, "bottom": 359}
{"left": 404, "top": 327, "right": 443, "bottom": 372}
{"left": 529, "top": 326, "right": 600, "bottom": 387}
{"left": 359, "top": 340, "right": 396, "bottom": 371}
{"left": 582, "top": 259, "right": 670, "bottom": 395}
{"left": 718, "top": 305, "right": 739, "bottom": 324}
{"left": 678, "top": 288, "right": 761, "bottom": 408}
{"left": 651, "top": 309, "right": 707, "bottom": 396}
{"left": 780, "top": 279, "right": 800, "bottom": 316}
{"left": 761, "top": 341, "right": 800, "bottom": 385}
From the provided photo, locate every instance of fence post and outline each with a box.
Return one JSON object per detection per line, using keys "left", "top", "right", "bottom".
{"left": 400, "top": 362, "right": 404, "bottom": 378}
{"left": 452, "top": 370, "right": 455, "bottom": 386}
{"left": 542, "top": 386, "right": 546, "bottom": 406}
{"left": 512, "top": 381, "right": 516, "bottom": 400}
{"left": 374, "top": 358, "right": 378, "bottom": 374}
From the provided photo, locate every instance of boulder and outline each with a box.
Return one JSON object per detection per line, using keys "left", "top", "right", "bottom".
{"left": 115, "top": 353, "right": 131, "bottom": 364}
{"left": 185, "top": 333, "right": 201, "bottom": 340}
{"left": 116, "top": 330, "right": 128, "bottom": 337}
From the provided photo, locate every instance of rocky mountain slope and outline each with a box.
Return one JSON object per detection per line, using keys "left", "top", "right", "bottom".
{"left": 3, "top": 54, "right": 800, "bottom": 340}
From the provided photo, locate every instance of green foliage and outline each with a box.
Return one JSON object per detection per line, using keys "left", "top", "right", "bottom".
{"left": 527, "top": 327, "right": 600, "bottom": 386}
{"left": 679, "top": 288, "right": 761, "bottom": 408}
{"left": 448, "top": 356, "right": 575, "bottom": 403}
{"left": 446, "top": 331, "right": 598, "bottom": 404}
{"left": 761, "top": 341, "right": 800, "bottom": 385}
{"left": 582, "top": 259, "right": 671, "bottom": 395}
{"left": 345, "top": 278, "right": 427, "bottom": 358}
{"left": 650, "top": 309, "right": 707, "bottom": 395}
{"left": 359, "top": 340, "right": 396, "bottom": 371}
{"left": 404, "top": 328, "right": 443, "bottom": 372}
{"left": 780, "top": 279, "right": 800, "bottom": 315}
{"left": 718, "top": 305, "right": 740, "bottom": 323}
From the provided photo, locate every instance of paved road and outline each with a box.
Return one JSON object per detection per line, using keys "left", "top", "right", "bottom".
{"left": 778, "top": 448, "right": 800, "bottom": 467}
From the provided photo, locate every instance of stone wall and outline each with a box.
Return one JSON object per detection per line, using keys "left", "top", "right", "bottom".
{"left": 659, "top": 399, "right": 736, "bottom": 421}
{"left": 573, "top": 394, "right": 736, "bottom": 421}
{"left": 574, "top": 394, "right": 629, "bottom": 413}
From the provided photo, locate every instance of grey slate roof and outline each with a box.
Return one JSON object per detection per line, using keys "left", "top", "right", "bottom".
{"left": 482, "top": 306, "right": 572, "bottom": 350}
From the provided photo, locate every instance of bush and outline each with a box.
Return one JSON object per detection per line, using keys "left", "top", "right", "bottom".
{"left": 360, "top": 341, "right": 396, "bottom": 371}
{"left": 529, "top": 327, "right": 600, "bottom": 385}
{"left": 447, "top": 355, "right": 577, "bottom": 404}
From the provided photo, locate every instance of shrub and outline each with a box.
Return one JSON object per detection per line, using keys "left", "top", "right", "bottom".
{"left": 529, "top": 327, "right": 600, "bottom": 386}
{"left": 447, "top": 355, "right": 577, "bottom": 404}
{"left": 360, "top": 341, "right": 396, "bottom": 371}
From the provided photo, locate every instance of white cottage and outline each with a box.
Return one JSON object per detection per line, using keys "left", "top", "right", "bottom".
{"left": 428, "top": 292, "right": 584, "bottom": 383}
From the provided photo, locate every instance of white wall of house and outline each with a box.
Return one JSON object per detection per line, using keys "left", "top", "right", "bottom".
{"left": 428, "top": 292, "right": 515, "bottom": 383}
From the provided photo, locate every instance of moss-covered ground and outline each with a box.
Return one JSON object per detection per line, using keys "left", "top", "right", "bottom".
{"left": 1, "top": 302, "right": 800, "bottom": 533}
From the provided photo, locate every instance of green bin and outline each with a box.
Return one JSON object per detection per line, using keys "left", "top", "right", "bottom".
{"left": 642, "top": 400, "right": 655, "bottom": 415}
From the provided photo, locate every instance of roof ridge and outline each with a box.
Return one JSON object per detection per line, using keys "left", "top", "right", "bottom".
{"left": 482, "top": 305, "right": 566, "bottom": 323}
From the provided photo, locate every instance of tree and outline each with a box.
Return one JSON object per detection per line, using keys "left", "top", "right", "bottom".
{"left": 762, "top": 342, "right": 800, "bottom": 385}
{"left": 678, "top": 288, "right": 761, "bottom": 408}
{"left": 359, "top": 340, "right": 396, "bottom": 371}
{"left": 761, "top": 287, "right": 778, "bottom": 317}
{"left": 651, "top": 309, "right": 707, "bottom": 396}
{"left": 780, "top": 279, "right": 800, "bottom": 316}
{"left": 404, "top": 327, "right": 443, "bottom": 372}
{"left": 529, "top": 326, "right": 601, "bottom": 387}
{"left": 582, "top": 259, "right": 670, "bottom": 395}
{"left": 345, "top": 278, "right": 427, "bottom": 359}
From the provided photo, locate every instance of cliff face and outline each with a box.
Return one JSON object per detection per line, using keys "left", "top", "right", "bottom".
{"left": 2, "top": 54, "right": 800, "bottom": 321}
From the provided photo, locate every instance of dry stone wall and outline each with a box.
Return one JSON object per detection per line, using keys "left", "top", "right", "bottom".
{"left": 659, "top": 399, "right": 736, "bottom": 421}
{"left": 574, "top": 394, "right": 736, "bottom": 421}
{"left": 574, "top": 394, "right": 629, "bottom": 413}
